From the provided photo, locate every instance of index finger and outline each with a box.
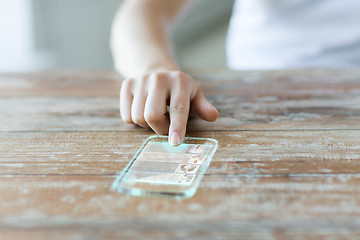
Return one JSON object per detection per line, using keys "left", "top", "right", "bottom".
{"left": 168, "top": 88, "right": 191, "bottom": 146}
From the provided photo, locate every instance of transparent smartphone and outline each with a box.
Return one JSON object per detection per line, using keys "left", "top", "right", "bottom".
{"left": 112, "top": 135, "right": 218, "bottom": 199}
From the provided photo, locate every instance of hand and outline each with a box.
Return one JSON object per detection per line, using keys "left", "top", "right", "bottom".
{"left": 120, "top": 71, "right": 219, "bottom": 145}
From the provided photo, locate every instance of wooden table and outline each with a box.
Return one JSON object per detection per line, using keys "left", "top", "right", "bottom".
{"left": 1, "top": 70, "right": 360, "bottom": 239}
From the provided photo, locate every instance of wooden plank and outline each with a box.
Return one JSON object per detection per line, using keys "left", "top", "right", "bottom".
{"left": 0, "top": 71, "right": 121, "bottom": 97}
{"left": 0, "top": 175, "right": 359, "bottom": 238}
{"left": 2, "top": 174, "right": 360, "bottom": 219}
{"left": 1, "top": 70, "right": 360, "bottom": 131}
{"left": 0, "top": 231, "right": 358, "bottom": 240}
{"left": 0, "top": 130, "right": 359, "bottom": 175}
{"left": 2, "top": 69, "right": 359, "bottom": 97}
{"left": 0, "top": 97, "right": 139, "bottom": 131}
{"left": 1, "top": 94, "right": 359, "bottom": 131}
{"left": 192, "top": 70, "right": 360, "bottom": 131}
{"left": 0, "top": 228, "right": 358, "bottom": 240}
{"left": 1, "top": 70, "right": 360, "bottom": 238}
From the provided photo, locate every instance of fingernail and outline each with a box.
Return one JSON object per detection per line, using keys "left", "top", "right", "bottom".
{"left": 169, "top": 132, "right": 181, "bottom": 146}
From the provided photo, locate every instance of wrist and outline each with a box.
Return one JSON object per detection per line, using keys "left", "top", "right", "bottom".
{"left": 141, "top": 61, "right": 180, "bottom": 75}
{"left": 115, "top": 55, "right": 181, "bottom": 78}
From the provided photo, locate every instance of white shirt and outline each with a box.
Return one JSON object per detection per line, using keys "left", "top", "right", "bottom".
{"left": 226, "top": 0, "right": 360, "bottom": 70}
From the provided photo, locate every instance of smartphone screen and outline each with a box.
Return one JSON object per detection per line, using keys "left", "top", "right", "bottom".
{"left": 112, "top": 136, "right": 218, "bottom": 199}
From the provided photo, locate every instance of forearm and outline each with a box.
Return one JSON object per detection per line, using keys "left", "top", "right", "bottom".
{"left": 112, "top": 0, "right": 218, "bottom": 144}
{"left": 111, "top": 0, "right": 188, "bottom": 77}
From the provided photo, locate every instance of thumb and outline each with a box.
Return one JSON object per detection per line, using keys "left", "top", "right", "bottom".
{"left": 191, "top": 90, "right": 219, "bottom": 122}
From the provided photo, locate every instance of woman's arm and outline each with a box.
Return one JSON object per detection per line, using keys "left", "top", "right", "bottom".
{"left": 111, "top": 0, "right": 218, "bottom": 145}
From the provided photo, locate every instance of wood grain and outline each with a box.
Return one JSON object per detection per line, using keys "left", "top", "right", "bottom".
{"left": 0, "top": 175, "right": 359, "bottom": 239}
{"left": 0, "top": 70, "right": 360, "bottom": 239}
{"left": 1, "top": 70, "right": 360, "bottom": 131}
{"left": 0, "top": 131, "right": 359, "bottom": 175}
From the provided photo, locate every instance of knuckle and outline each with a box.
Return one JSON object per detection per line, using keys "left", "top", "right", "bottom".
{"left": 144, "top": 112, "right": 163, "bottom": 124}
{"left": 142, "top": 73, "right": 151, "bottom": 79}
{"left": 122, "top": 118, "right": 133, "bottom": 124}
{"left": 171, "top": 104, "right": 187, "bottom": 113}
{"left": 133, "top": 76, "right": 146, "bottom": 89}
{"left": 150, "top": 72, "right": 168, "bottom": 87}
{"left": 173, "top": 72, "right": 192, "bottom": 90}
{"left": 121, "top": 78, "right": 134, "bottom": 91}
{"left": 151, "top": 72, "right": 166, "bottom": 79}
{"left": 132, "top": 116, "right": 146, "bottom": 125}
{"left": 121, "top": 112, "right": 133, "bottom": 124}
{"left": 175, "top": 71, "right": 187, "bottom": 79}
{"left": 175, "top": 71, "right": 190, "bottom": 83}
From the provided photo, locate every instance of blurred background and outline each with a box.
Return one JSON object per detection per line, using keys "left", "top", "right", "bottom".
{"left": 0, "top": 0, "right": 234, "bottom": 72}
